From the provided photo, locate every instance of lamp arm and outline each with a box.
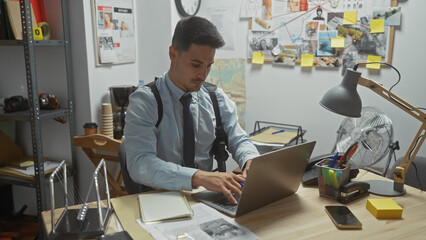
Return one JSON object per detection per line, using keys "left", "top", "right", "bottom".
{"left": 357, "top": 76, "right": 426, "bottom": 191}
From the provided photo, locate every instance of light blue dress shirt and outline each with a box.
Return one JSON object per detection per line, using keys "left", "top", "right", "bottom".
{"left": 124, "top": 72, "right": 260, "bottom": 191}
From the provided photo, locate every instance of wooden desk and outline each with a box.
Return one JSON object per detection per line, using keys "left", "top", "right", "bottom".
{"left": 42, "top": 170, "right": 426, "bottom": 239}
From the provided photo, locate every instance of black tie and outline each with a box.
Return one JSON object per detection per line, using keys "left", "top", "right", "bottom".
{"left": 180, "top": 93, "right": 195, "bottom": 168}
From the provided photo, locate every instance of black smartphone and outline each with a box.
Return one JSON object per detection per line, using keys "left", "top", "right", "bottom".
{"left": 325, "top": 206, "right": 362, "bottom": 229}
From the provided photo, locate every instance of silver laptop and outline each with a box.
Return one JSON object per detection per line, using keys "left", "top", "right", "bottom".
{"left": 192, "top": 141, "right": 316, "bottom": 218}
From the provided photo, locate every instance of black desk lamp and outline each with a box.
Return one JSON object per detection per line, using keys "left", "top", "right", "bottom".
{"left": 320, "top": 64, "right": 426, "bottom": 196}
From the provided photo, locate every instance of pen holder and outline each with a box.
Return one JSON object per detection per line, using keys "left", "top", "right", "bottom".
{"left": 316, "top": 159, "right": 350, "bottom": 199}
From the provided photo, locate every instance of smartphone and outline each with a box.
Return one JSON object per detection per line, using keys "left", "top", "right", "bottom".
{"left": 325, "top": 206, "right": 362, "bottom": 229}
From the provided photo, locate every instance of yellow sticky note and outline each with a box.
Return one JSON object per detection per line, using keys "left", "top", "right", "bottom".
{"left": 331, "top": 37, "right": 345, "bottom": 48}
{"left": 33, "top": 27, "right": 43, "bottom": 40}
{"left": 343, "top": 11, "right": 357, "bottom": 25}
{"left": 20, "top": 161, "right": 34, "bottom": 168}
{"left": 370, "top": 19, "right": 385, "bottom": 33}
{"left": 252, "top": 52, "right": 265, "bottom": 64}
{"left": 367, "top": 55, "right": 382, "bottom": 70}
{"left": 301, "top": 54, "right": 314, "bottom": 67}
{"left": 366, "top": 199, "right": 403, "bottom": 219}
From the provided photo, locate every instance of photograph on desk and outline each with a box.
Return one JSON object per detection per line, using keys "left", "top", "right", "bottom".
{"left": 137, "top": 203, "right": 259, "bottom": 240}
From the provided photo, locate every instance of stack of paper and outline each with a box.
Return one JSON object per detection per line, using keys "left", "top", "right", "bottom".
{"left": 138, "top": 191, "right": 193, "bottom": 223}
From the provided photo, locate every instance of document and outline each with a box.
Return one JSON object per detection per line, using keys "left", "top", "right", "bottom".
{"left": 137, "top": 203, "right": 259, "bottom": 240}
{"left": 250, "top": 127, "right": 299, "bottom": 144}
{"left": 6, "top": 161, "right": 61, "bottom": 176}
{"left": 138, "top": 191, "right": 193, "bottom": 223}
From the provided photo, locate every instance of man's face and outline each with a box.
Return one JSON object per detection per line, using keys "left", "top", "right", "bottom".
{"left": 169, "top": 44, "right": 215, "bottom": 92}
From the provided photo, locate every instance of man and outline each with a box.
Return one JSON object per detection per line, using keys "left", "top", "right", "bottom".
{"left": 124, "top": 16, "right": 259, "bottom": 204}
{"left": 313, "top": 7, "right": 324, "bottom": 21}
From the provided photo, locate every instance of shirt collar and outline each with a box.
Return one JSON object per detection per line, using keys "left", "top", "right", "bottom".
{"left": 165, "top": 72, "right": 199, "bottom": 101}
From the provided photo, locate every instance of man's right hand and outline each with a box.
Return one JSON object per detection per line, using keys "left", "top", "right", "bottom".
{"left": 192, "top": 170, "right": 245, "bottom": 205}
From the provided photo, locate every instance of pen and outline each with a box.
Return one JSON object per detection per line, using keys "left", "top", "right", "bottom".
{"left": 336, "top": 142, "right": 358, "bottom": 168}
{"left": 272, "top": 129, "right": 285, "bottom": 134}
{"left": 329, "top": 152, "right": 339, "bottom": 168}
{"left": 344, "top": 143, "right": 358, "bottom": 164}
{"left": 239, "top": 182, "right": 244, "bottom": 188}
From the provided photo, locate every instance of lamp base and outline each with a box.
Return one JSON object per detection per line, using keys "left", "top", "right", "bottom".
{"left": 365, "top": 180, "right": 406, "bottom": 196}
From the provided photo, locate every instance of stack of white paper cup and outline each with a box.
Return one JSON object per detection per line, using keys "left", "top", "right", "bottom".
{"left": 101, "top": 103, "right": 113, "bottom": 138}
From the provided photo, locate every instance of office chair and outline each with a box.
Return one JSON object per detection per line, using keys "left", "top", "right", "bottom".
{"left": 73, "top": 134, "right": 127, "bottom": 197}
{"left": 388, "top": 156, "right": 426, "bottom": 190}
{"left": 118, "top": 142, "right": 153, "bottom": 194}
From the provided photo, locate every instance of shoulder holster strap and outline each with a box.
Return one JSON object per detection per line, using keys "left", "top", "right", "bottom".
{"left": 203, "top": 82, "right": 229, "bottom": 172}
{"left": 147, "top": 79, "right": 228, "bottom": 172}
{"left": 146, "top": 77, "right": 162, "bottom": 128}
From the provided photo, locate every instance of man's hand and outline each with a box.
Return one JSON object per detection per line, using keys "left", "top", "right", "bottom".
{"left": 242, "top": 160, "right": 252, "bottom": 178}
{"left": 192, "top": 170, "right": 245, "bottom": 205}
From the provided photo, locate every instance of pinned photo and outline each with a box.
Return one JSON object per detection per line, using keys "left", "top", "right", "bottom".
{"left": 273, "top": 47, "right": 297, "bottom": 66}
{"left": 373, "top": 7, "right": 401, "bottom": 26}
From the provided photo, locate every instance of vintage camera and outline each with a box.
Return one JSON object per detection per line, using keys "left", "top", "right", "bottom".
{"left": 3, "top": 95, "right": 29, "bottom": 113}
{"left": 39, "top": 93, "right": 60, "bottom": 110}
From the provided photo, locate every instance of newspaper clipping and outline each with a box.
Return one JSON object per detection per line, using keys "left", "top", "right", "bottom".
{"left": 94, "top": 0, "right": 136, "bottom": 64}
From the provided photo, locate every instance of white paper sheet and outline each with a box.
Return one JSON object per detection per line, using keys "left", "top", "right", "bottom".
{"left": 137, "top": 203, "right": 259, "bottom": 240}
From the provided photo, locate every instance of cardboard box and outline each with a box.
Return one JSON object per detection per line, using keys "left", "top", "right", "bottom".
{"left": 366, "top": 198, "right": 403, "bottom": 219}
{"left": 0, "top": 130, "right": 41, "bottom": 169}
{"left": 0, "top": 120, "right": 16, "bottom": 142}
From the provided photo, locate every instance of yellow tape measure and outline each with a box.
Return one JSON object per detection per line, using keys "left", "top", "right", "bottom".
{"left": 33, "top": 27, "right": 43, "bottom": 40}
{"left": 38, "top": 22, "right": 51, "bottom": 40}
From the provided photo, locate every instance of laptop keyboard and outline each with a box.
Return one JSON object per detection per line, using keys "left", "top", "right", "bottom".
{"left": 212, "top": 193, "right": 241, "bottom": 212}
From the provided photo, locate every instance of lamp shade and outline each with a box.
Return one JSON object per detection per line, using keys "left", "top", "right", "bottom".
{"left": 319, "top": 68, "right": 363, "bottom": 118}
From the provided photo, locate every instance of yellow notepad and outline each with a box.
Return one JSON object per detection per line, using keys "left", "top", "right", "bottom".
{"left": 366, "top": 198, "right": 403, "bottom": 219}
{"left": 138, "top": 191, "right": 193, "bottom": 223}
{"left": 250, "top": 128, "right": 298, "bottom": 144}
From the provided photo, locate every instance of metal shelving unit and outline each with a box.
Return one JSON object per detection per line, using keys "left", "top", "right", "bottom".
{"left": 0, "top": 0, "right": 76, "bottom": 238}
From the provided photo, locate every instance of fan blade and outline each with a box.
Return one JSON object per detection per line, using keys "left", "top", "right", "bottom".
{"left": 336, "top": 136, "right": 355, "bottom": 152}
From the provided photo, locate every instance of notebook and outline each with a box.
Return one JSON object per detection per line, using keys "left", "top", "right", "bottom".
{"left": 138, "top": 191, "right": 193, "bottom": 223}
{"left": 192, "top": 141, "right": 316, "bottom": 217}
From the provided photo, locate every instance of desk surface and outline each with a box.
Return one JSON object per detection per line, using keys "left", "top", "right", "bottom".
{"left": 42, "top": 170, "right": 426, "bottom": 239}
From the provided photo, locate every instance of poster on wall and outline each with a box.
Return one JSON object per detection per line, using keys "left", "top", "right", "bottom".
{"left": 93, "top": 0, "right": 136, "bottom": 65}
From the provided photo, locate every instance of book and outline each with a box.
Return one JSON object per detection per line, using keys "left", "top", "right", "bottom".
{"left": 0, "top": 0, "right": 9, "bottom": 39}
{"left": 366, "top": 198, "right": 403, "bottom": 219}
{"left": 31, "top": 0, "right": 45, "bottom": 23}
{"left": 5, "top": 0, "right": 37, "bottom": 40}
{"left": 2, "top": 0, "right": 13, "bottom": 39}
{"left": 138, "top": 191, "right": 193, "bottom": 223}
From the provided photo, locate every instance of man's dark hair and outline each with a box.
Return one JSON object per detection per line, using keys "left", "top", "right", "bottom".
{"left": 172, "top": 16, "right": 225, "bottom": 51}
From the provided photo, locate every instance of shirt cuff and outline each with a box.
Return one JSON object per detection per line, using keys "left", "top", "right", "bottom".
{"left": 178, "top": 167, "right": 199, "bottom": 191}
{"left": 240, "top": 153, "right": 260, "bottom": 170}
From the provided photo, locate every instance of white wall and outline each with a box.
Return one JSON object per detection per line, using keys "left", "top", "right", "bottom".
{"left": 141, "top": 0, "right": 426, "bottom": 168}
{"left": 70, "top": 0, "right": 139, "bottom": 201}
{"left": 136, "top": 1, "right": 173, "bottom": 82}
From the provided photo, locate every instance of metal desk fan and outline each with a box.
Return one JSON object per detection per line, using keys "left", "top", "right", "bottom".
{"left": 332, "top": 106, "right": 398, "bottom": 176}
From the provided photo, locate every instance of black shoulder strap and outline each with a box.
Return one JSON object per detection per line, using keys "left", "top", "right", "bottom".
{"left": 202, "top": 82, "right": 223, "bottom": 129}
{"left": 146, "top": 77, "right": 162, "bottom": 128}
{"left": 202, "top": 82, "right": 228, "bottom": 172}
